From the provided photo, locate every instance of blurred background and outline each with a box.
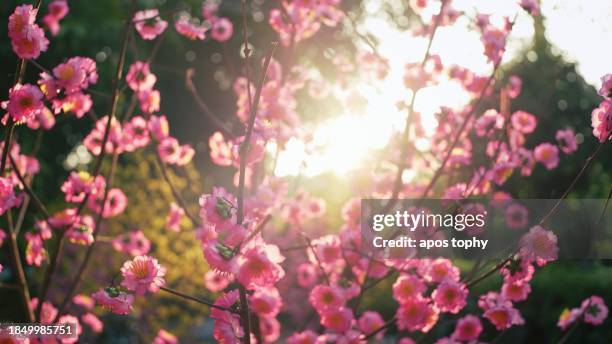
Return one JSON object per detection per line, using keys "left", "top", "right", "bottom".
{"left": 1, "top": 0, "right": 611, "bottom": 342}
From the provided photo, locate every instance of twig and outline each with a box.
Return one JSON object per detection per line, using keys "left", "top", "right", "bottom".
{"left": 160, "top": 286, "right": 237, "bottom": 313}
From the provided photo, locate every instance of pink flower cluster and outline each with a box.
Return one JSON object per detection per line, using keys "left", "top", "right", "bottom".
{"left": 558, "top": 295, "right": 608, "bottom": 330}
{"left": 8, "top": 5, "right": 49, "bottom": 59}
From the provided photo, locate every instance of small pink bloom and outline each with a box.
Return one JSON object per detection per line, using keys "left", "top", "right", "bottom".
{"left": 556, "top": 128, "right": 578, "bottom": 154}
{"left": 478, "top": 292, "right": 524, "bottom": 330}
{"left": 88, "top": 188, "right": 128, "bottom": 218}
{"left": 501, "top": 280, "right": 531, "bottom": 302}
{"left": 55, "top": 92, "right": 93, "bottom": 118}
{"left": 61, "top": 171, "right": 105, "bottom": 203}
{"left": 582, "top": 295, "right": 608, "bottom": 326}
{"left": 120, "top": 255, "right": 166, "bottom": 295}
{"left": 235, "top": 245, "right": 285, "bottom": 289}
{"left": 591, "top": 99, "right": 612, "bottom": 142}
{"left": 599, "top": 74, "right": 612, "bottom": 99}
{"left": 557, "top": 308, "right": 581, "bottom": 330}
{"left": 211, "top": 290, "right": 243, "bottom": 343}
{"left": 520, "top": 0, "right": 540, "bottom": 15}
{"left": 320, "top": 307, "right": 354, "bottom": 333}
{"left": 287, "top": 330, "right": 320, "bottom": 344}
{"left": 534, "top": 143, "right": 559, "bottom": 170}
{"left": 505, "top": 203, "right": 529, "bottom": 229}
{"left": 309, "top": 285, "right": 346, "bottom": 313}
{"left": 122, "top": 115, "right": 150, "bottom": 151}
{"left": 209, "top": 132, "right": 233, "bottom": 166}
{"left": 399, "top": 338, "right": 416, "bottom": 344}
{"left": 11, "top": 24, "right": 49, "bottom": 59}
{"left": 506, "top": 75, "right": 522, "bottom": 99}
{"left": 501, "top": 257, "right": 535, "bottom": 283}
{"left": 158, "top": 137, "right": 181, "bottom": 164}
{"left": 475, "top": 109, "right": 504, "bottom": 137}
{"left": 8, "top": 5, "right": 38, "bottom": 39}
{"left": 210, "top": 17, "right": 233, "bottom": 42}
{"left": 153, "top": 329, "right": 178, "bottom": 344}
{"left": 112, "top": 230, "right": 151, "bottom": 256}
{"left": 166, "top": 202, "right": 185, "bottom": 232}
{"left": 199, "top": 187, "right": 237, "bottom": 229}
{"left": 358, "top": 311, "right": 385, "bottom": 339}
{"left": 92, "top": 287, "right": 134, "bottom": 315}
{"left": 396, "top": 297, "right": 439, "bottom": 333}
{"left": 57, "top": 314, "right": 82, "bottom": 344}
{"left": 0, "top": 177, "right": 22, "bottom": 215}
{"left": 72, "top": 294, "right": 94, "bottom": 310}
{"left": 133, "top": 9, "right": 168, "bottom": 40}
{"left": 452, "top": 314, "right": 482, "bottom": 342}
{"left": 175, "top": 15, "right": 207, "bottom": 40}
{"left": 249, "top": 287, "right": 282, "bottom": 318}
{"left": 138, "top": 89, "right": 160, "bottom": 113}
{"left": 30, "top": 297, "right": 58, "bottom": 324}
{"left": 520, "top": 225, "right": 558, "bottom": 265}
{"left": 126, "top": 61, "right": 157, "bottom": 92}
{"left": 42, "top": 0, "right": 69, "bottom": 36}
{"left": 53, "top": 57, "right": 98, "bottom": 94}
{"left": 432, "top": 281, "right": 468, "bottom": 314}
{"left": 65, "top": 215, "right": 95, "bottom": 245}
{"left": 393, "top": 274, "right": 426, "bottom": 304}
{"left": 297, "top": 262, "right": 318, "bottom": 287}
{"left": 26, "top": 235, "right": 47, "bottom": 266}
{"left": 84, "top": 116, "right": 124, "bottom": 155}
{"left": 4, "top": 83, "right": 44, "bottom": 122}
{"left": 511, "top": 111, "right": 537, "bottom": 134}
{"left": 148, "top": 115, "right": 170, "bottom": 141}
{"left": 204, "top": 270, "right": 233, "bottom": 292}
{"left": 421, "top": 258, "right": 460, "bottom": 283}
{"left": 81, "top": 312, "right": 103, "bottom": 333}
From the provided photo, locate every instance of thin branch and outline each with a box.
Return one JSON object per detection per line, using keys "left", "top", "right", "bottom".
{"left": 160, "top": 286, "right": 237, "bottom": 313}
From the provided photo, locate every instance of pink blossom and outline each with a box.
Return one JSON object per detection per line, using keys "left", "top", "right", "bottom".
{"left": 520, "top": 0, "right": 540, "bottom": 15}
{"left": 432, "top": 281, "right": 468, "bottom": 314}
{"left": 84, "top": 116, "right": 124, "bottom": 155}
{"left": 174, "top": 15, "right": 207, "bottom": 40}
{"left": 501, "top": 257, "right": 535, "bottom": 283}
{"left": 501, "top": 280, "right": 531, "bottom": 302}
{"left": 399, "top": 338, "right": 416, "bottom": 344}
{"left": 120, "top": 255, "right": 166, "bottom": 294}
{"left": 148, "top": 115, "right": 170, "bottom": 141}
{"left": 54, "top": 92, "right": 93, "bottom": 118}
{"left": 297, "top": 262, "right": 318, "bottom": 287}
{"left": 396, "top": 297, "right": 439, "bottom": 333}
{"left": 92, "top": 287, "right": 134, "bottom": 315}
{"left": 88, "top": 187, "right": 128, "bottom": 218}
{"left": 72, "top": 294, "right": 94, "bottom": 310}
{"left": 42, "top": 0, "right": 69, "bottom": 36}
{"left": 308, "top": 234, "right": 344, "bottom": 272}
{"left": 209, "top": 132, "right": 234, "bottom": 166}
{"left": 533, "top": 143, "right": 559, "bottom": 170}
{"left": 122, "top": 115, "right": 150, "bottom": 151}
{"left": 81, "top": 312, "right": 103, "bottom": 333}
{"left": 10, "top": 22, "right": 48, "bottom": 59}
{"left": 511, "top": 110, "right": 537, "bottom": 134}
{"left": 166, "top": 202, "right": 185, "bottom": 232}
{"left": 53, "top": 57, "right": 98, "bottom": 94}
{"left": 210, "top": 17, "right": 233, "bottom": 42}
{"left": 29, "top": 298, "right": 58, "bottom": 324}
{"left": 309, "top": 285, "right": 346, "bottom": 313}
{"left": 153, "top": 329, "right": 178, "bottom": 344}
{"left": 0, "top": 177, "right": 22, "bottom": 215}
{"left": 582, "top": 296, "right": 608, "bottom": 326}
{"left": 358, "top": 311, "right": 385, "bottom": 339}
{"left": 393, "top": 274, "right": 426, "bottom": 304}
{"left": 211, "top": 290, "right": 243, "bottom": 343}
{"left": 591, "top": 99, "right": 612, "bottom": 142}
{"left": 452, "top": 315, "right": 482, "bottom": 342}
{"left": 199, "top": 187, "right": 238, "bottom": 229}
{"left": 61, "top": 171, "right": 105, "bottom": 203}
{"left": 478, "top": 292, "right": 524, "bottom": 330}
{"left": 65, "top": 215, "right": 95, "bottom": 245}
{"left": 134, "top": 9, "right": 168, "bottom": 40}
{"left": 249, "top": 287, "right": 282, "bottom": 317}
{"left": 158, "top": 137, "right": 181, "bottom": 164}
{"left": 4, "top": 83, "right": 44, "bottom": 122}
{"left": 126, "top": 61, "right": 157, "bottom": 92}
{"left": 26, "top": 235, "right": 47, "bottom": 266}
{"left": 287, "top": 330, "right": 320, "bottom": 344}
{"left": 599, "top": 74, "right": 612, "bottom": 99}
{"left": 138, "top": 89, "right": 160, "bottom": 113}
{"left": 8, "top": 5, "right": 38, "bottom": 39}
{"left": 320, "top": 307, "right": 354, "bottom": 333}
{"left": 506, "top": 75, "right": 522, "bottom": 99}
{"left": 505, "top": 203, "right": 529, "bottom": 229}
{"left": 235, "top": 245, "right": 285, "bottom": 289}
{"left": 555, "top": 128, "right": 578, "bottom": 154}
{"left": 112, "top": 230, "right": 151, "bottom": 256}
{"left": 421, "top": 258, "right": 460, "bottom": 283}
{"left": 557, "top": 308, "right": 581, "bottom": 330}
{"left": 57, "top": 315, "right": 82, "bottom": 344}
{"left": 519, "top": 225, "right": 558, "bottom": 265}
{"left": 488, "top": 162, "right": 514, "bottom": 186}
{"left": 481, "top": 25, "right": 507, "bottom": 64}
{"left": 475, "top": 109, "right": 504, "bottom": 137}
{"left": 204, "top": 270, "right": 233, "bottom": 292}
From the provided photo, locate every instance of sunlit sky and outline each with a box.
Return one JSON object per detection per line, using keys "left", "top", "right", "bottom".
{"left": 272, "top": 0, "right": 611, "bottom": 177}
